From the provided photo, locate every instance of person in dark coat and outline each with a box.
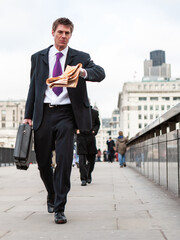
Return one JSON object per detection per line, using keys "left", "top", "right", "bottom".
{"left": 76, "top": 107, "right": 100, "bottom": 186}
{"left": 23, "top": 17, "right": 105, "bottom": 224}
{"left": 106, "top": 137, "right": 115, "bottom": 163}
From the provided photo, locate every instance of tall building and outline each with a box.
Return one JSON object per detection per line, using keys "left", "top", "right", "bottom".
{"left": 150, "top": 50, "right": 165, "bottom": 66}
{"left": 143, "top": 50, "right": 171, "bottom": 80}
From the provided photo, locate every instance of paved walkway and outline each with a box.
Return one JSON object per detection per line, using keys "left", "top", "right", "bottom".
{"left": 0, "top": 162, "right": 180, "bottom": 240}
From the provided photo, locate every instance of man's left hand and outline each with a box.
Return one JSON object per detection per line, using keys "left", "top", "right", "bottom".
{"left": 79, "top": 68, "right": 87, "bottom": 78}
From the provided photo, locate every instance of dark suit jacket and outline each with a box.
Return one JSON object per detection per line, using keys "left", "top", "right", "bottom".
{"left": 24, "top": 46, "right": 105, "bottom": 131}
{"left": 77, "top": 108, "right": 100, "bottom": 155}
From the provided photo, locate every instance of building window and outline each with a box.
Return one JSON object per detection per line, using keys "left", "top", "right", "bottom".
{"left": 173, "top": 97, "right": 180, "bottom": 101}
{"left": 2, "top": 123, "right": 6, "bottom": 128}
{"left": 144, "top": 105, "right": 147, "bottom": 110}
{"left": 161, "top": 105, "right": 165, "bottom": 110}
{"left": 138, "top": 123, "right": 142, "bottom": 128}
{"left": 1, "top": 110, "right": 6, "bottom": 114}
{"left": 144, "top": 115, "right": 147, "bottom": 120}
{"left": 162, "top": 97, "right": 170, "bottom": 101}
{"left": 13, "top": 110, "right": 15, "bottom": 115}
{"left": 167, "top": 105, "right": 170, "bottom": 110}
{"left": 138, "top": 106, "right": 141, "bottom": 110}
{"left": 150, "top": 105, "right": 153, "bottom": 110}
{"left": 150, "top": 114, "right": 153, "bottom": 119}
{"left": 113, "top": 117, "right": 117, "bottom": 121}
{"left": 139, "top": 97, "right": 147, "bottom": 101}
{"left": 150, "top": 97, "right": 158, "bottom": 101}
{"left": 144, "top": 123, "right": 147, "bottom": 127}
{"left": 138, "top": 114, "right": 141, "bottom": 119}
{"left": 1, "top": 116, "right": 6, "bottom": 121}
{"left": 155, "top": 105, "right": 159, "bottom": 110}
{"left": 156, "top": 114, "right": 159, "bottom": 119}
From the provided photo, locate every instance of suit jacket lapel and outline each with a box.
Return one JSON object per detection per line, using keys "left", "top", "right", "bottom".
{"left": 40, "top": 45, "right": 52, "bottom": 65}
{"left": 65, "top": 47, "right": 77, "bottom": 68}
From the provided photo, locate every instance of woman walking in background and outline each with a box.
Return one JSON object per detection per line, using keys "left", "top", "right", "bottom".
{"left": 115, "top": 131, "right": 128, "bottom": 168}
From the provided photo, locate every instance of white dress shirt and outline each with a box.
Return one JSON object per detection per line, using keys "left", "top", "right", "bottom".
{"left": 44, "top": 45, "right": 71, "bottom": 105}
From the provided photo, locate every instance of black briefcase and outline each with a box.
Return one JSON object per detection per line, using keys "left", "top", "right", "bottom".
{"left": 13, "top": 124, "right": 33, "bottom": 170}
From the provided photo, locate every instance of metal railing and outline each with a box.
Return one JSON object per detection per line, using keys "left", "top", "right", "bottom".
{"left": 0, "top": 148, "right": 36, "bottom": 167}
{"left": 126, "top": 102, "right": 180, "bottom": 197}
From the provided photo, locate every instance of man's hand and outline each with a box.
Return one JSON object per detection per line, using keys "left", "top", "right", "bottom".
{"left": 79, "top": 68, "right": 87, "bottom": 78}
{"left": 23, "top": 119, "right": 32, "bottom": 126}
{"left": 76, "top": 129, "right": 80, "bottom": 134}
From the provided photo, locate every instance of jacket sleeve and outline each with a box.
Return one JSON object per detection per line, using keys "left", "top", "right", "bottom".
{"left": 24, "top": 54, "right": 36, "bottom": 119}
{"left": 84, "top": 54, "right": 105, "bottom": 82}
{"left": 92, "top": 111, "right": 100, "bottom": 135}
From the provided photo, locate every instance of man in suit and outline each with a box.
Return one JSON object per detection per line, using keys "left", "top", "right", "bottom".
{"left": 76, "top": 107, "right": 100, "bottom": 186}
{"left": 23, "top": 17, "right": 105, "bottom": 224}
{"left": 106, "top": 137, "right": 115, "bottom": 163}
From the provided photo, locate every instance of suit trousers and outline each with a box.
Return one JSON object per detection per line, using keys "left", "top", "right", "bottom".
{"left": 79, "top": 154, "right": 96, "bottom": 181}
{"left": 34, "top": 104, "right": 75, "bottom": 212}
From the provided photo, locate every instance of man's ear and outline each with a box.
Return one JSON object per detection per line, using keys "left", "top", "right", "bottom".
{"left": 52, "top": 30, "right": 55, "bottom": 37}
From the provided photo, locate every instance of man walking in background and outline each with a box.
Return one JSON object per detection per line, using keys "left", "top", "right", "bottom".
{"left": 106, "top": 137, "right": 115, "bottom": 163}
{"left": 77, "top": 106, "right": 100, "bottom": 186}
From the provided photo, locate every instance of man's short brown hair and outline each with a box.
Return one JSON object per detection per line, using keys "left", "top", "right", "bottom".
{"left": 52, "top": 17, "right": 74, "bottom": 33}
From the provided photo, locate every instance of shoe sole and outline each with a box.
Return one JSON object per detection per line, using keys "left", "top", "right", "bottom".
{"left": 55, "top": 219, "right": 67, "bottom": 224}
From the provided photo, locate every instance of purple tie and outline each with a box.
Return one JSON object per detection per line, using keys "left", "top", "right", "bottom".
{"left": 52, "top": 52, "right": 63, "bottom": 96}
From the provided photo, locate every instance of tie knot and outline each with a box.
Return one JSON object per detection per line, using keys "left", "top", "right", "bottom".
{"left": 56, "top": 52, "right": 63, "bottom": 60}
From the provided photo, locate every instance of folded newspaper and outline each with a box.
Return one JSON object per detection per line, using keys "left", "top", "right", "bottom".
{"left": 46, "top": 63, "right": 82, "bottom": 88}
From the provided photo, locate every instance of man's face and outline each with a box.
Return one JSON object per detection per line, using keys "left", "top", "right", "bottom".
{"left": 52, "top": 24, "right": 72, "bottom": 51}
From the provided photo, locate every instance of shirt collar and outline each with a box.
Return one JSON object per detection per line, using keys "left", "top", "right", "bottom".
{"left": 50, "top": 45, "right": 69, "bottom": 57}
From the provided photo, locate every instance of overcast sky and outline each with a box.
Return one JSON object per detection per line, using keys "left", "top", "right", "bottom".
{"left": 0, "top": 0, "right": 180, "bottom": 117}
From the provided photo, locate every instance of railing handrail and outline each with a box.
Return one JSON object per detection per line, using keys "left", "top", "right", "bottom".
{"left": 128, "top": 102, "right": 180, "bottom": 144}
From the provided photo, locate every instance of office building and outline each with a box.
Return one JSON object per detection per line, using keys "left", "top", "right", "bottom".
{"left": 143, "top": 50, "right": 171, "bottom": 80}
{"left": 118, "top": 80, "right": 180, "bottom": 138}
{"left": 0, "top": 100, "right": 25, "bottom": 147}
{"left": 150, "top": 50, "right": 165, "bottom": 66}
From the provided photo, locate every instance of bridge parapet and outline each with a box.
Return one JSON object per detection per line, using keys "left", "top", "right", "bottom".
{"left": 126, "top": 102, "right": 180, "bottom": 197}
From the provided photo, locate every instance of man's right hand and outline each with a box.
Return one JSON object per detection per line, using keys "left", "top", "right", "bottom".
{"left": 23, "top": 119, "right": 32, "bottom": 126}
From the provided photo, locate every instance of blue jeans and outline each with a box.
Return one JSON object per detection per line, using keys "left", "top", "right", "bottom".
{"left": 118, "top": 153, "right": 125, "bottom": 166}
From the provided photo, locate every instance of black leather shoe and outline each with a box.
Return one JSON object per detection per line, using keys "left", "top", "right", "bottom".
{"left": 55, "top": 212, "right": 67, "bottom": 224}
{"left": 81, "top": 180, "right": 87, "bottom": 186}
{"left": 87, "top": 179, "right": 91, "bottom": 184}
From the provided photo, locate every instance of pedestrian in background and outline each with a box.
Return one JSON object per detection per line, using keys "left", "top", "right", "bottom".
{"left": 106, "top": 137, "right": 115, "bottom": 163}
{"left": 96, "top": 149, "right": 102, "bottom": 161}
{"left": 115, "top": 131, "right": 128, "bottom": 168}
{"left": 77, "top": 107, "right": 100, "bottom": 186}
{"left": 103, "top": 150, "right": 107, "bottom": 162}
